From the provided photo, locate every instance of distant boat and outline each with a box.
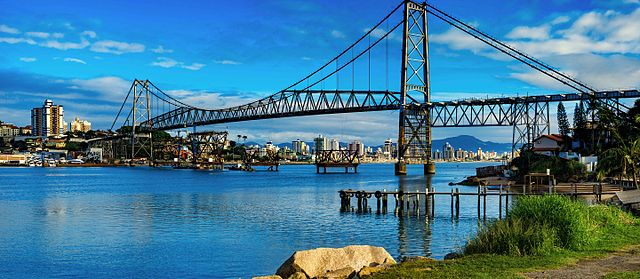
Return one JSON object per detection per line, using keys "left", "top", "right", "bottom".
{"left": 69, "top": 159, "right": 84, "bottom": 164}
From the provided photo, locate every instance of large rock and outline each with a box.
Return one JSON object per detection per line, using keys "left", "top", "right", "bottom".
{"left": 276, "top": 245, "right": 396, "bottom": 278}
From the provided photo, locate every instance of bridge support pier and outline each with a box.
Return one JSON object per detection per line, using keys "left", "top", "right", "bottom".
{"left": 394, "top": 161, "right": 407, "bottom": 175}
{"left": 424, "top": 162, "right": 436, "bottom": 175}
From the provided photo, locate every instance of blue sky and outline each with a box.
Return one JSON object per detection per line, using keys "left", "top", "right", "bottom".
{"left": 0, "top": 0, "right": 639, "bottom": 146}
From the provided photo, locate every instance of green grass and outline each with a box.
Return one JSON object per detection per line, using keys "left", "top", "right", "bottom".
{"left": 603, "top": 271, "right": 640, "bottom": 279}
{"left": 369, "top": 195, "right": 640, "bottom": 279}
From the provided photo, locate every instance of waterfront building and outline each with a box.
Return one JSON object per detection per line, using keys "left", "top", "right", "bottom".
{"left": 455, "top": 148, "right": 465, "bottom": 161}
{"left": 19, "top": 126, "right": 32, "bottom": 136}
{"left": 477, "top": 147, "right": 483, "bottom": 160}
{"left": 329, "top": 138, "right": 340, "bottom": 150}
{"left": 31, "top": 100, "right": 66, "bottom": 137}
{"left": 433, "top": 149, "right": 442, "bottom": 160}
{"left": 292, "top": 139, "right": 303, "bottom": 154}
{"left": 383, "top": 138, "right": 394, "bottom": 159}
{"left": 313, "top": 135, "right": 328, "bottom": 153}
{"left": 0, "top": 123, "right": 20, "bottom": 137}
{"left": 70, "top": 117, "right": 92, "bottom": 133}
{"left": 443, "top": 142, "right": 455, "bottom": 161}
{"left": 348, "top": 140, "right": 364, "bottom": 156}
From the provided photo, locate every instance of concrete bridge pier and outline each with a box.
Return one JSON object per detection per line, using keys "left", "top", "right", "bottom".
{"left": 424, "top": 162, "right": 436, "bottom": 175}
{"left": 394, "top": 161, "right": 407, "bottom": 175}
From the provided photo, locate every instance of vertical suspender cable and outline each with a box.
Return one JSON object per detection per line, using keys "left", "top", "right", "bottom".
{"left": 368, "top": 34, "right": 371, "bottom": 91}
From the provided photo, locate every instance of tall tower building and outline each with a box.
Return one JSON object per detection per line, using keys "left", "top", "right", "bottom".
{"left": 31, "top": 99, "right": 66, "bottom": 137}
{"left": 313, "top": 135, "right": 329, "bottom": 154}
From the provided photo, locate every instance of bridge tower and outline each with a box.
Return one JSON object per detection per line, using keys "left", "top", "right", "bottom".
{"left": 130, "top": 79, "right": 154, "bottom": 163}
{"left": 395, "top": 1, "right": 434, "bottom": 175}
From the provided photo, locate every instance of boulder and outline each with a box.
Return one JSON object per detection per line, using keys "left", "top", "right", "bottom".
{"left": 318, "top": 267, "right": 356, "bottom": 279}
{"left": 276, "top": 245, "right": 396, "bottom": 278}
{"left": 252, "top": 276, "right": 282, "bottom": 279}
{"left": 357, "top": 264, "right": 391, "bottom": 277}
{"left": 444, "top": 252, "right": 461, "bottom": 260}
{"left": 288, "top": 272, "right": 308, "bottom": 279}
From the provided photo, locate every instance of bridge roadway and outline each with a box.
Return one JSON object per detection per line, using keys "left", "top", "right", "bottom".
{"left": 145, "top": 89, "right": 640, "bottom": 131}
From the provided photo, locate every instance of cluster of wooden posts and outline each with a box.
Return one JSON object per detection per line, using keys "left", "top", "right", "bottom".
{"left": 339, "top": 184, "right": 617, "bottom": 220}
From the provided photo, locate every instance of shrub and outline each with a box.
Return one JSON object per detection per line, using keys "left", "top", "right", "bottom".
{"left": 509, "top": 195, "right": 590, "bottom": 249}
{"left": 463, "top": 195, "right": 630, "bottom": 256}
{"left": 464, "top": 218, "right": 558, "bottom": 256}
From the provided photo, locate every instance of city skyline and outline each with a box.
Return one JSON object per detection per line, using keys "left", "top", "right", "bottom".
{"left": 0, "top": 0, "right": 639, "bottom": 144}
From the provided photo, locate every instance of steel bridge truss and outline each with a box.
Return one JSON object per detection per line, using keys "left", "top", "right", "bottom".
{"left": 243, "top": 148, "right": 280, "bottom": 171}
{"left": 189, "top": 131, "right": 227, "bottom": 168}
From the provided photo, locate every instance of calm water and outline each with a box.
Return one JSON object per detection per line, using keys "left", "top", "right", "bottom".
{"left": 0, "top": 163, "right": 503, "bottom": 278}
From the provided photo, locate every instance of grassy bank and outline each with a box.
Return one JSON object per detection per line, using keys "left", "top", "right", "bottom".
{"left": 370, "top": 195, "right": 640, "bottom": 278}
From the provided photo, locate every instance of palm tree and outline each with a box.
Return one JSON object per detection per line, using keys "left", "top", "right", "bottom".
{"left": 598, "top": 137, "right": 640, "bottom": 189}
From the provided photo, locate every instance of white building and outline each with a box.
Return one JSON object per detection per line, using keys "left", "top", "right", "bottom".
{"left": 70, "top": 116, "right": 91, "bottom": 133}
{"left": 313, "top": 135, "right": 329, "bottom": 153}
{"left": 31, "top": 99, "right": 66, "bottom": 137}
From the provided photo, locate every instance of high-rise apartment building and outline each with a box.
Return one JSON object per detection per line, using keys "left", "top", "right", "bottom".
{"left": 348, "top": 140, "right": 364, "bottom": 156}
{"left": 31, "top": 100, "right": 66, "bottom": 137}
{"left": 313, "top": 135, "right": 329, "bottom": 154}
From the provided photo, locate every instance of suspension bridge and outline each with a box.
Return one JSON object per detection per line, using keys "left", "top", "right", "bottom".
{"left": 104, "top": 0, "right": 640, "bottom": 174}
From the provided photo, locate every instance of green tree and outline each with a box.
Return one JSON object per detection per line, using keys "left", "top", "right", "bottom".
{"left": 557, "top": 102, "right": 571, "bottom": 137}
{"left": 598, "top": 136, "right": 640, "bottom": 189}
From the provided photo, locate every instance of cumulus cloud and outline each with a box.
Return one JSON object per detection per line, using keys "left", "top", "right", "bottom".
{"left": 90, "top": 40, "right": 145, "bottom": 54}
{"left": 0, "top": 37, "right": 36, "bottom": 45}
{"left": 151, "top": 45, "right": 173, "bottom": 54}
{"left": 182, "top": 63, "right": 206, "bottom": 71}
{"left": 151, "top": 57, "right": 179, "bottom": 68}
{"left": 19, "top": 57, "right": 36, "bottom": 62}
{"left": 81, "top": 30, "right": 97, "bottom": 39}
{"left": 506, "top": 25, "right": 550, "bottom": 40}
{"left": 25, "top": 31, "right": 50, "bottom": 39}
{"left": 151, "top": 57, "right": 206, "bottom": 70}
{"left": 40, "top": 38, "right": 90, "bottom": 50}
{"left": 213, "top": 59, "right": 241, "bottom": 65}
{"left": 63, "top": 57, "right": 87, "bottom": 64}
{"left": 0, "top": 24, "right": 19, "bottom": 34}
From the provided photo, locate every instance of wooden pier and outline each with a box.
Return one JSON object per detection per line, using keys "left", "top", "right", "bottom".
{"left": 339, "top": 184, "right": 622, "bottom": 220}
{"left": 315, "top": 150, "right": 360, "bottom": 173}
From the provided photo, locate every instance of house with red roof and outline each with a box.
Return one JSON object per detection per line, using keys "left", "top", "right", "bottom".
{"left": 532, "top": 134, "right": 566, "bottom": 157}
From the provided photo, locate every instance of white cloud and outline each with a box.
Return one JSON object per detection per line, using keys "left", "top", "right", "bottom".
{"left": 430, "top": 27, "right": 490, "bottom": 54}
{"left": 213, "top": 59, "right": 241, "bottom": 65}
{"left": 151, "top": 45, "right": 173, "bottom": 54}
{"left": 0, "top": 24, "right": 19, "bottom": 34}
{"left": 511, "top": 54, "right": 640, "bottom": 91}
{"left": 40, "top": 38, "right": 90, "bottom": 50}
{"left": 506, "top": 25, "right": 550, "bottom": 40}
{"left": 151, "top": 57, "right": 206, "bottom": 70}
{"left": 301, "top": 56, "right": 312, "bottom": 61}
{"left": 81, "top": 30, "right": 97, "bottom": 39}
{"left": 51, "top": 33, "right": 64, "bottom": 39}
{"left": 151, "top": 57, "right": 179, "bottom": 68}
{"left": 331, "top": 30, "right": 345, "bottom": 39}
{"left": 19, "top": 57, "right": 36, "bottom": 62}
{"left": 182, "top": 63, "right": 206, "bottom": 71}
{"left": 0, "top": 37, "right": 36, "bottom": 45}
{"left": 25, "top": 31, "right": 50, "bottom": 39}
{"left": 90, "top": 40, "right": 145, "bottom": 54}
{"left": 624, "top": 0, "right": 640, "bottom": 4}
{"left": 69, "top": 76, "right": 131, "bottom": 101}
{"left": 551, "top": 16, "right": 570, "bottom": 25}
{"left": 63, "top": 57, "right": 87, "bottom": 64}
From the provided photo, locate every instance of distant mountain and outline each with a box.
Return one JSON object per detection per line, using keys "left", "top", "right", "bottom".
{"left": 432, "top": 135, "right": 510, "bottom": 152}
